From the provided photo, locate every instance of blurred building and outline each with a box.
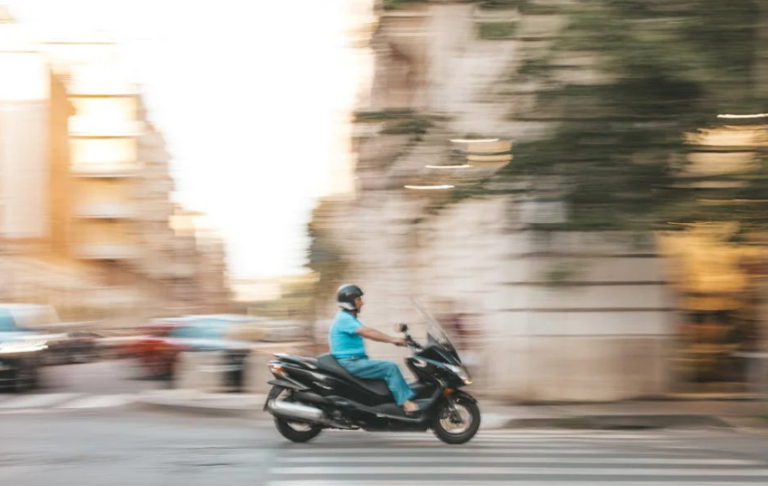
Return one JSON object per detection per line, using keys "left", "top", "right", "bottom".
{"left": 0, "top": 8, "right": 52, "bottom": 250}
{"left": 132, "top": 118, "right": 180, "bottom": 304}
{"left": 57, "top": 44, "right": 143, "bottom": 263}
{"left": 45, "top": 39, "right": 144, "bottom": 317}
{"left": 231, "top": 279, "right": 283, "bottom": 303}
{"left": 46, "top": 38, "right": 232, "bottom": 319}
{"left": 310, "top": 2, "right": 677, "bottom": 402}
{"left": 194, "top": 231, "right": 232, "bottom": 311}
{"left": 0, "top": 10, "right": 231, "bottom": 323}
{"left": 0, "top": 9, "right": 105, "bottom": 318}
{"left": 309, "top": 1, "right": 768, "bottom": 401}
{"left": 169, "top": 206, "right": 232, "bottom": 313}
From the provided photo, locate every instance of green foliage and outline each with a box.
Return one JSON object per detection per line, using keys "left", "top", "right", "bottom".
{"left": 478, "top": 0, "right": 525, "bottom": 9}
{"left": 517, "top": 56, "right": 554, "bottom": 78}
{"left": 306, "top": 200, "right": 350, "bottom": 306}
{"left": 502, "top": 0, "right": 768, "bottom": 232}
{"left": 247, "top": 278, "right": 316, "bottom": 320}
{"left": 354, "top": 109, "right": 415, "bottom": 122}
{"left": 382, "top": 0, "right": 427, "bottom": 11}
{"left": 542, "top": 261, "right": 586, "bottom": 287}
{"left": 556, "top": 1, "right": 758, "bottom": 95}
{"left": 355, "top": 109, "right": 440, "bottom": 142}
{"left": 478, "top": 22, "right": 518, "bottom": 40}
{"left": 382, "top": 0, "right": 557, "bottom": 12}
{"left": 380, "top": 116, "right": 434, "bottom": 136}
{"left": 477, "top": 0, "right": 560, "bottom": 11}
{"left": 457, "top": 132, "right": 490, "bottom": 140}
{"left": 519, "top": 2, "right": 561, "bottom": 15}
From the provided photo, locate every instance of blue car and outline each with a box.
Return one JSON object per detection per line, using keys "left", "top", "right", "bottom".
{"left": 0, "top": 309, "right": 49, "bottom": 391}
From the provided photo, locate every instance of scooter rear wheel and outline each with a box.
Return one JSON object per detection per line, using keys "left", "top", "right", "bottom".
{"left": 274, "top": 417, "right": 323, "bottom": 443}
{"left": 269, "top": 386, "right": 323, "bottom": 443}
{"left": 433, "top": 394, "right": 481, "bottom": 445}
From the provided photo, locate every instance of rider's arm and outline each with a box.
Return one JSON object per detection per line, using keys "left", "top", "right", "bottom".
{"left": 357, "top": 326, "right": 401, "bottom": 345}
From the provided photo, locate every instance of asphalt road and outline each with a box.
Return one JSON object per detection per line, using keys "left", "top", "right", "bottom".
{"left": 5, "top": 361, "right": 768, "bottom": 485}
{"left": 0, "top": 360, "right": 166, "bottom": 413}
{"left": 3, "top": 407, "right": 768, "bottom": 486}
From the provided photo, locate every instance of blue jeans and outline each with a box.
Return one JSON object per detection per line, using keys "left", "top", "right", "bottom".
{"left": 337, "top": 357, "right": 415, "bottom": 406}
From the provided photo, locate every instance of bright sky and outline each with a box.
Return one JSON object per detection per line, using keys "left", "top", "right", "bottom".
{"left": 5, "top": 0, "right": 369, "bottom": 279}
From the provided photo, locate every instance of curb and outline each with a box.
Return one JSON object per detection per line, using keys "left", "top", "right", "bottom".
{"left": 130, "top": 397, "right": 737, "bottom": 431}
{"left": 132, "top": 394, "right": 269, "bottom": 420}
{"left": 503, "top": 414, "right": 736, "bottom": 430}
{"left": 132, "top": 400, "right": 269, "bottom": 419}
{"left": 132, "top": 395, "right": 512, "bottom": 429}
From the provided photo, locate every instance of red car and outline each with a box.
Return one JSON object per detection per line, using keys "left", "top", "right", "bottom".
{"left": 132, "top": 318, "right": 191, "bottom": 378}
{"left": 132, "top": 315, "right": 264, "bottom": 379}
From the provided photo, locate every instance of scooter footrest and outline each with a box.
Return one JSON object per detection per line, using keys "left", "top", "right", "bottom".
{"left": 373, "top": 404, "right": 403, "bottom": 416}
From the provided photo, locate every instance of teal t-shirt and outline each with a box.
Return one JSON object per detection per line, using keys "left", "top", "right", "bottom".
{"left": 329, "top": 311, "right": 367, "bottom": 359}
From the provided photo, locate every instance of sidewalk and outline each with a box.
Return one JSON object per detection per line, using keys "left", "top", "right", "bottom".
{"left": 133, "top": 389, "right": 768, "bottom": 431}
{"left": 494, "top": 400, "right": 766, "bottom": 430}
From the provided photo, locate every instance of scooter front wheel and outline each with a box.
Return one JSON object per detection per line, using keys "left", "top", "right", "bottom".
{"left": 432, "top": 393, "right": 481, "bottom": 445}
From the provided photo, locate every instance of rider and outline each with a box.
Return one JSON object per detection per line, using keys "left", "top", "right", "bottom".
{"left": 329, "top": 284, "right": 420, "bottom": 414}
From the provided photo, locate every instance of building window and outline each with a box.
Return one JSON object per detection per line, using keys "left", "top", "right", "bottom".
{"left": 70, "top": 138, "right": 137, "bottom": 165}
{"left": 71, "top": 97, "right": 137, "bottom": 126}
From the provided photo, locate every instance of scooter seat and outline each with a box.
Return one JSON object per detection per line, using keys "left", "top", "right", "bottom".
{"left": 317, "top": 354, "right": 393, "bottom": 398}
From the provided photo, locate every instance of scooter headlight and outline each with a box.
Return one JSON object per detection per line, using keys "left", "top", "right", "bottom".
{"left": 445, "top": 363, "right": 472, "bottom": 385}
{"left": 268, "top": 361, "right": 285, "bottom": 376}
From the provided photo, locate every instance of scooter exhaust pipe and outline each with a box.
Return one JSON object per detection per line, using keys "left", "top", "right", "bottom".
{"left": 267, "top": 399, "right": 326, "bottom": 423}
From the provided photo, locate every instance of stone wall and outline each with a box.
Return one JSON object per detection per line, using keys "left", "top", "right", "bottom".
{"left": 320, "top": 191, "right": 676, "bottom": 401}
{"left": 313, "top": 2, "right": 677, "bottom": 401}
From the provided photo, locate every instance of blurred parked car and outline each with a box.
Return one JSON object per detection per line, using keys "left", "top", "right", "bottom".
{"left": 95, "top": 331, "right": 147, "bottom": 360}
{"left": 129, "top": 317, "right": 187, "bottom": 373}
{"left": 0, "top": 305, "right": 57, "bottom": 391}
{"left": 133, "top": 315, "right": 266, "bottom": 386}
{"left": 0, "top": 303, "right": 60, "bottom": 328}
{"left": 45, "top": 331, "right": 102, "bottom": 365}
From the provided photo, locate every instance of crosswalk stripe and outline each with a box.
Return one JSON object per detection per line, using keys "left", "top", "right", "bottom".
{"left": 370, "top": 434, "right": 672, "bottom": 440}
{"left": 475, "top": 432, "right": 675, "bottom": 440}
{"left": 311, "top": 433, "right": 675, "bottom": 443}
{"left": 280, "top": 452, "right": 725, "bottom": 462}
{"left": 283, "top": 448, "right": 615, "bottom": 455}
{"left": 56, "top": 394, "right": 132, "bottom": 409}
{"left": 278, "top": 456, "right": 759, "bottom": 466}
{"left": 270, "top": 466, "right": 768, "bottom": 477}
{"left": 368, "top": 438, "right": 676, "bottom": 446}
{"left": 269, "top": 431, "right": 765, "bottom": 485}
{"left": 281, "top": 447, "right": 697, "bottom": 455}
{"left": 266, "top": 483, "right": 764, "bottom": 486}
{"left": 351, "top": 431, "right": 672, "bottom": 439}
{"left": 0, "top": 393, "right": 83, "bottom": 409}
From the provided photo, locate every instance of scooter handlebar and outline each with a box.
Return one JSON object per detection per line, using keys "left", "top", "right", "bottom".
{"left": 395, "top": 322, "right": 423, "bottom": 351}
{"left": 405, "top": 335, "right": 423, "bottom": 351}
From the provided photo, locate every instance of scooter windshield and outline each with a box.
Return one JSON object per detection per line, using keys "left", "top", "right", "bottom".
{"left": 411, "top": 298, "right": 461, "bottom": 363}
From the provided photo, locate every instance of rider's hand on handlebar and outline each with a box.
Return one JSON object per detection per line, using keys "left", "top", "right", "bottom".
{"left": 392, "top": 337, "right": 407, "bottom": 347}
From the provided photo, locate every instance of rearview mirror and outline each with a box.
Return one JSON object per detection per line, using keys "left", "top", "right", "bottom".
{"left": 395, "top": 323, "right": 408, "bottom": 333}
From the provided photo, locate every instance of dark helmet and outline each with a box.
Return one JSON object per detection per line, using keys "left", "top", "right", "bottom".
{"left": 337, "top": 284, "right": 364, "bottom": 311}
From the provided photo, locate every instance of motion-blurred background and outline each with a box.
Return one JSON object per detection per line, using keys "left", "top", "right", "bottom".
{"left": 3, "top": 0, "right": 768, "bottom": 405}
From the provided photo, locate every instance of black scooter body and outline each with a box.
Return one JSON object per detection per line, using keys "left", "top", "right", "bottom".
{"left": 265, "top": 339, "right": 472, "bottom": 431}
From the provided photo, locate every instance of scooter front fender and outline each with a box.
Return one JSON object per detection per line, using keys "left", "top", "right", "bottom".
{"left": 449, "top": 390, "right": 478, "bottom": 404}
